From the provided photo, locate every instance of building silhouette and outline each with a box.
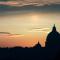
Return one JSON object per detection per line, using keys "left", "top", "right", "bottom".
{"left": 33, "top": 42, "right": 41, "bottom": 48}
{"left": 0, "top": 24, "right": 60, "bottom": 60}
{"left": 46, "top": 24, "right": 60, "bottom": 48}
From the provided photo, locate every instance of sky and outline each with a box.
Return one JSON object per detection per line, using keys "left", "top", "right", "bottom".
{"left": 0, "top": 0, "right": 60, "bottom": 48}
{"left": 0, "top": 0, "right": 60, "bottom": 6}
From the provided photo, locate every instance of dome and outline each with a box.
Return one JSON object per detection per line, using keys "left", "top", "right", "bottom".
{"left": 46, "top": 24, "right": 60, "bottom": 48}
{"left": 33, "top": 42, "right": 41, "bottom": 48}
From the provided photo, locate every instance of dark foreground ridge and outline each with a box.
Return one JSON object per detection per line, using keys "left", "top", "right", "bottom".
{"left": 0, "top": 24, "right": 60, "bottom": 60}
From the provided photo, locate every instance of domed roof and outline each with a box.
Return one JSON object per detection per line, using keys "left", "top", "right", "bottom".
{"left": 46, "top": 24, "right": 60, "bottom": 48}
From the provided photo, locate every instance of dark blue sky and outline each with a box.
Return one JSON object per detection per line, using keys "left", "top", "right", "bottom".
{"left": 0, "top": 4, "right": 60, "bottom": 14}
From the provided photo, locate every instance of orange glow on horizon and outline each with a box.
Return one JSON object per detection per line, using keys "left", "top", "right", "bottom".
{"left": 0, "top": 32, "right": 48, "bottom": 48}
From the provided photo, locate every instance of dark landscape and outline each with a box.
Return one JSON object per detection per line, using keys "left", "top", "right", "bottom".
{"left": 0, "top": 25, "right": 60, "bottom": 60}
{"left": 0, "top": 0, "right": 60, "bottom": 60}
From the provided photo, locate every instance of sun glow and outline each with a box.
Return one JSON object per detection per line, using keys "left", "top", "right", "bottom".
{"left": 31, "top": 14, "right": 39, "bottom": 22}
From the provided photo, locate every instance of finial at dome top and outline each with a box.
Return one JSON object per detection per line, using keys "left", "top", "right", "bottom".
{"left": 52, "top": 24, "right": 56, "bottom": 32}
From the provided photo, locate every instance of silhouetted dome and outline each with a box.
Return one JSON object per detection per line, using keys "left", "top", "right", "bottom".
{"left": 33, "top": 42, "right": 41, "bottom": 48}
{"left": 46, "top": 24, "right": 60, "bottom": 48}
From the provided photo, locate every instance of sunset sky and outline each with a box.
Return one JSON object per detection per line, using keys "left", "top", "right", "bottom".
{"left": 0, "top": 0, "right": 60, "bottom": 48}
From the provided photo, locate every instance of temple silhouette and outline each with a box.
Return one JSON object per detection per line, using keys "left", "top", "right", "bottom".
{"left": 46, "top": 24, "right": 60, "bottom": 48}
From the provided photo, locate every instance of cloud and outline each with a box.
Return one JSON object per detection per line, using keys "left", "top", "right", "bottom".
{"left": 0, "top": 32, "right": 24, "bottom": 37}
{"left": 0, "top": 1, "right": 19, "bottom": 6}
{"left": 29, "top": 27, "right": 50, "bottom": 32}
{"left": 0, "top": 32, "right": 24, "bottom": 36}
{"left": 0, "top": 32, "right": 11, "bottom": 34}
{"left": 0, "top": 0, "right": 60, "bottom": 6}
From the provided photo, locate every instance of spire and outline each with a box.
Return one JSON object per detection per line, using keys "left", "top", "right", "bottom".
{"left": 52, "top": 24, "right": 56, "bottom": 32}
